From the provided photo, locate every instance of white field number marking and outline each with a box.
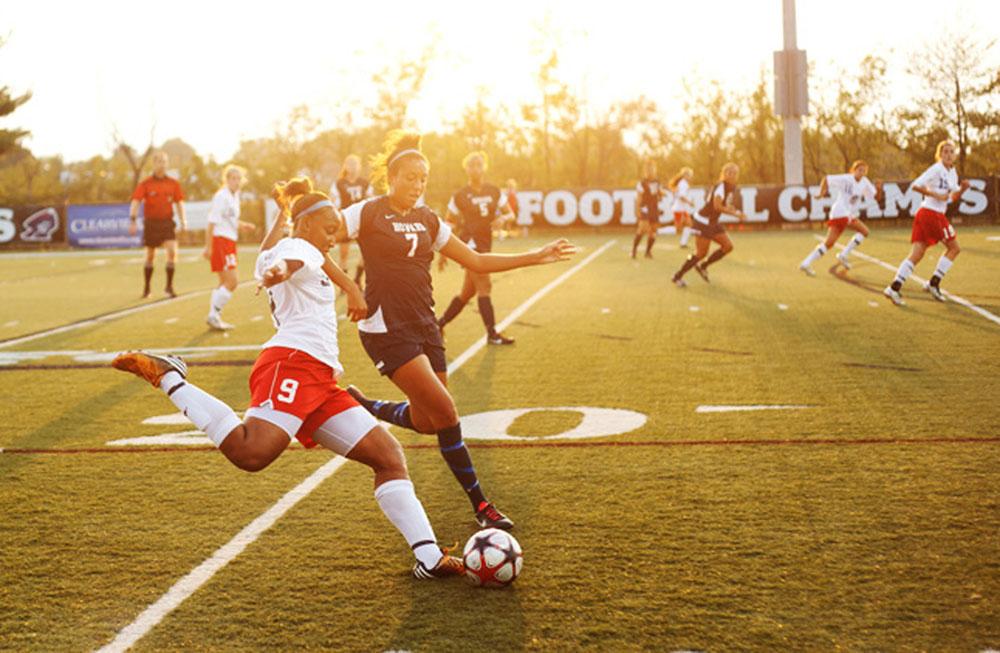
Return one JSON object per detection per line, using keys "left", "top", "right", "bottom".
{"left": 96, "top": 238, "right": 618, "bottom": 650}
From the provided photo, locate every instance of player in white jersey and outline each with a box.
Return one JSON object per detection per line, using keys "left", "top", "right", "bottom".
{"left": 111, "top": 177, "right": 465, "bottom": 579}
{"left": 669, "top": 167, "right": 695, "bottom": 248}
{"left": 204, "top": 165, "right": 256, "bottom": 330}
{"left": 884, "top": 140, "right": 970, "bottom": 305}
{"left": 799, "top": 160, "right": 882, "bottom": 276}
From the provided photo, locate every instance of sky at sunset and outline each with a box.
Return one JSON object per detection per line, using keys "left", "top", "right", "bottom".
{"left": 3, "top": 0, "right": 998, "bottom": 162}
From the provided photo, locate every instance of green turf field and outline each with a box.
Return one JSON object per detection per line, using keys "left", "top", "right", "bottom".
{"left": 1, "top": 227, "right": 999, "bottom": 651}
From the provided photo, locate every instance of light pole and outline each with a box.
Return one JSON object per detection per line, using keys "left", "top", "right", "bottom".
{"left": 774, "top": 0, "right": 807, "bottom": 184}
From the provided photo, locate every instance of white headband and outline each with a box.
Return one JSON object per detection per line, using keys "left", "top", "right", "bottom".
{"left": 388, "top": 148, "right": 423, "bottom": 168}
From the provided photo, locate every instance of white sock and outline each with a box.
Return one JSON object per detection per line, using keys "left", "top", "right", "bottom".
{"left": 894, "top": 259, "right": 915, "bottom": 286}
{"left": 933, "top": 255, "right": 953, "bottom": 280}
{"left": 802, "top": 244, "right": 827, "bottom": 267}
{"left": 159, "top": 371, "right": 242, "bottom": 446}
{"left": 209, "top": 286, "right": 233, "bottom": 317}
{"left": 842, "top": 233, "right": 865, "bottom": 256}
{"left": 679, "top": 227, "right": 692, "bottom": 247}
{"left": 374, "top": 479, "right": 442, "bottom": 568}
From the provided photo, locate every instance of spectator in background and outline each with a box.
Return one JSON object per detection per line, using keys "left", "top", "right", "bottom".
{"left": 129, "top": 151, "right": 187, "bottom": 298}
{"left": 331, "top": 154, "right": 373, "bottom": 288}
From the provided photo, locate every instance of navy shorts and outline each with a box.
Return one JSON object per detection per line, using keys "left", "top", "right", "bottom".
{"left": 461, "top": 229, "right": 492, "bottom": 253}
{"left": 359, "top": 322, "right": 447, "bottom": 378}
{"left": 691, "top": 220, "right": 725, "bottom": 239}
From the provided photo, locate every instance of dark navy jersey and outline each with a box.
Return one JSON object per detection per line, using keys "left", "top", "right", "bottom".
{"left": 636, "top": 178, "right": 662, "bottom": 220}
{"left": 697, "top": 181, "right": 737, "bottom": 225}
{"left": 333, "top": 177, "right": 372, "bottom": 209}
{"left": 344, "top": 196, "right": 452, "bottom": 333}
{"left": 447, "top": 183, "right": 506, "bottom": 242}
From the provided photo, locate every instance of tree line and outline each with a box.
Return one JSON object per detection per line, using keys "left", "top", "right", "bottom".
{"left": 1, "top": 34, "right": 997, "bottom": 213}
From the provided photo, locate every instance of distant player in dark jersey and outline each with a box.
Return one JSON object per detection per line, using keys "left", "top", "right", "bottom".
{"left": 437, "top": 152, "right": 517, "bottom": 345}
{"left": 671, "top": 162, "right": 746, "bottom": 287}
{"left": 129, "top": 151, "right": 187, "bottom": 298}
{"left": 331, "top": 154, "right": 373, "bottom": 288}
{"left": 632, "top": 160, "right": 665, "bottom": 259}
{"left": 342, "top": 131, "right": 577, "bottom": 531}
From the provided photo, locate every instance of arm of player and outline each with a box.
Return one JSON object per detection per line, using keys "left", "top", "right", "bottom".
{"left": 128, "top": 199, "right": 141, "bottom": 236}
{"left": 440, "top": 235, "right": 577, "bottom": 274}
{"left": 258, "top": 259, "right": 302, "bottom": 289}
{"left": 203, "top": 223, "right": 214, "bottom": 260}
{"left": 952, "top": 180, "right": 971, "bottom": 202}
{"left": 321, "top": 256, "right": 367, "bottom": 322}
{"left": 815, "top": 175, "right": 829, "bottom": 199}
{"left": 911, "top": 184, "right": 950, "bottom": 201}
{"left": 176, "top": 202, "right": 187, "bottom": 233}
{"left": 714, "top": 194, "right": 746, "bottom": 221}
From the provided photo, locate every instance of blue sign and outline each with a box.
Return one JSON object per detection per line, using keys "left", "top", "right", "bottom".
{"left": 67, "top": 204, "right": 142, "bottom": 248}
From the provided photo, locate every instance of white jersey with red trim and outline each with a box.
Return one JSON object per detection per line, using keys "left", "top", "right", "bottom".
{"left": 910, "top": 161, "right": 959, "bottom": 214}
{"left": 827, "top": 173, "right": 877, "bottom": 219}
{"left": 670, "top": 178, "right": 691, "bottom": 214}
{"left": 254, "top": 238, "right": 342, "bottom": 373}
{"left": 208, "top": 188, "right": 241, "bottom": 241}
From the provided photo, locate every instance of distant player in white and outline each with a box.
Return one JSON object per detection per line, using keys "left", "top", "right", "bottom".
{"left": 204, "top": 165, "right": 256, "bottom": 330}
{"left": 799, "top": 160, "right": 882, "bottom": 276}
{"left": 884, "top": 140, "right": 970, "bottom": 305}
{"left": 669, "top": 167, "right": 696, "bottom": 248}
{"left": 112, "top": 177, "right": 465, "bottom": 579}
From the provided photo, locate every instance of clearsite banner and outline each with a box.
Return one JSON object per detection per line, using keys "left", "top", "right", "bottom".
{"left": 510, "top": 177, "right": 998, "bottom": 228}
{"left": 0, "top": 205, "right": 66, "bottom": 248}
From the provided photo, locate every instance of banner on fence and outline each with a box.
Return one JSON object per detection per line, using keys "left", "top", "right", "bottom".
{"left": 0, "top": 205, "right": 66, "bottom": 248}
{"left": 511, "top": 178, "right": 997, "bottom": 227}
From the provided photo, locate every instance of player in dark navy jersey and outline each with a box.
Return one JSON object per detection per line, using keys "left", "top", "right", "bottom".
{"left": 437, "top": 152, "right": 517, "bottom": 344}
{"left": 331, "top": 154, "right": 373, "bottom": 288}
{"left": 632, "top": 160, "right": 665, "bottom": 259}
{"left": 342, "top": 131, "right": 576, "bottom": 531}
{"left": 671, "top": 162, "right": 746, "bottom": 287}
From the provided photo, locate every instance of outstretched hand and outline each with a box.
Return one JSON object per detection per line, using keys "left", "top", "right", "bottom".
{"left": 255, "top": 260, "right": 291, "bottom": 295}
{"left": 536, "top": 238, "right": 578, "bottom": 264}
{"left": 345, "top": 289, "right": 368, "bottom": 322}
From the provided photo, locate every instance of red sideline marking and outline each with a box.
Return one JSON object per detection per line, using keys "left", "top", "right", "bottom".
{"left": 3, "top": 436, "right": 1000, "bottom": 455}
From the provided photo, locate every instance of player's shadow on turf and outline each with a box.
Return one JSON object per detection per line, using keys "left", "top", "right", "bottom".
{"left": 383, "top": 578, "right": 526, "bottom": 652}
{"left": 448, "top": 347, "right": 500, "bottom": 415}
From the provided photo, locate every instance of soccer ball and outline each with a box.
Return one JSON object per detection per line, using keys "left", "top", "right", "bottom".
{"left": 462, "top": 528, "right": 523, "bottom": 588}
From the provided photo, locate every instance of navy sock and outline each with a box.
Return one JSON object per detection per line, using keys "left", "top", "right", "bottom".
{"left": 438, "top": 296, "right": 468, "bottom": 327}
{"left": 674, "top": 254, "right": 701, "bottom": 280}
{"left": 437, "top": 423, "right": 487, "bottom": 510}
{"left": 165, "top": 263, "right": 176, "bottom": 289}
{"left": 368, "top": 399, "right": 415, "bottom": 430}
{"left": 702, "top": 248, "right": 728, "bottom": 268}
{"left": 631, "top": 233, "right": 642, "bottom": 256}
{"left": 143, "top": 264, "right": 153, "bottom": 291}
{"left": 645, "top": 236, "right": 655, "bottom": 255}
{"left": 477, "top": 296, "right": 496, "bottom": 335}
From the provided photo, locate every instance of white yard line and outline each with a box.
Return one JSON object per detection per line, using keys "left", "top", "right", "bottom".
{"left": 95, "top": 238, "right": 616, "bottom": 652}
{"left": 0, "top": 280, "right": 257, "bottom": 350}
{"left": 696, "top": 405, "right": 812, "bottom": 413}
{"left": 819, "top": 236, "right": 1000, "bottom": 327}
